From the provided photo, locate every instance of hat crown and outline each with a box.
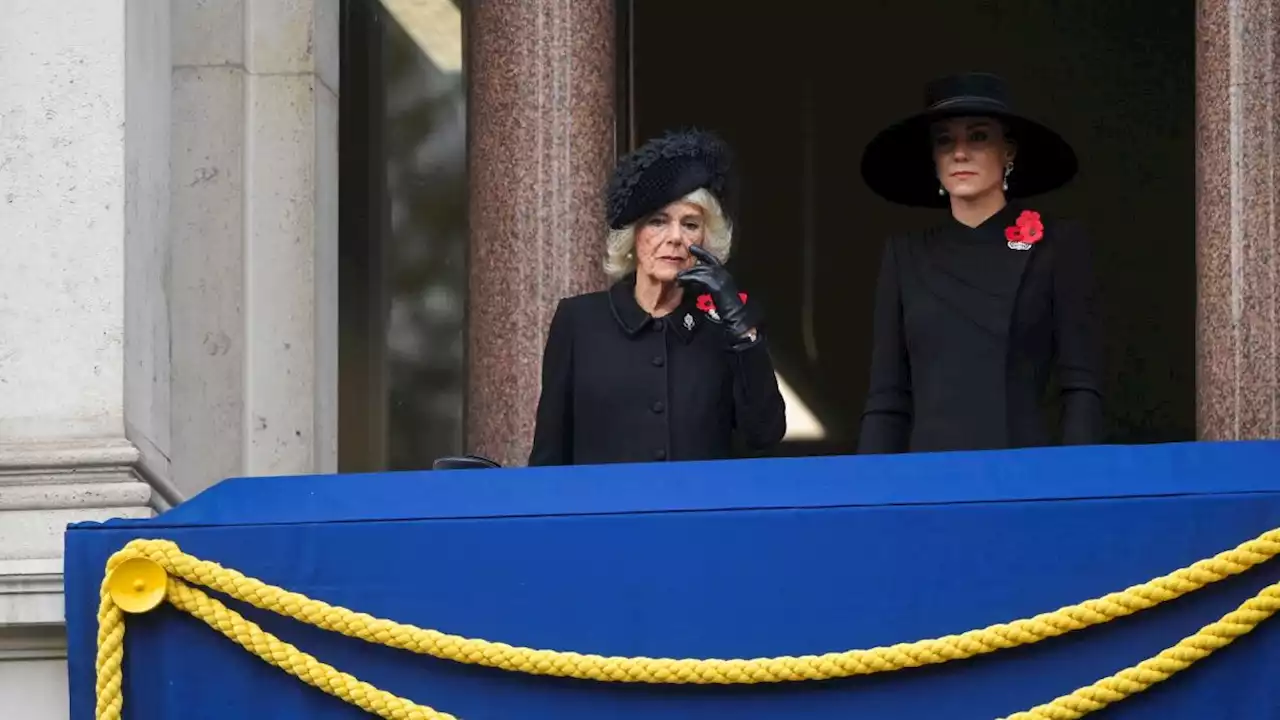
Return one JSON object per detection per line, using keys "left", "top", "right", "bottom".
{"left": 605, "top": 129, "right": 734, "bottom": 229}
{"left": 924, "top": 72, "right": 1010, "bottom": 110}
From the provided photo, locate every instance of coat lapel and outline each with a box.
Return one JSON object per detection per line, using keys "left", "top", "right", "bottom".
{"left": 905, "top": 203, "right": 1037, "bottom": 339}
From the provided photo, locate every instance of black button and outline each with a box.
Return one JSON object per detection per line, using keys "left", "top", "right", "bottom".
{"left": 651, "top": 401, "right": 665, "bottom": 413}
{"left": 654, "top": 448, "right": 667, "bottom": 460}
{"left": 651, "top": 355, "right": 664, "bottom": 367}
{"left": 652, "top": 321, "right": 663, "bottom": 332}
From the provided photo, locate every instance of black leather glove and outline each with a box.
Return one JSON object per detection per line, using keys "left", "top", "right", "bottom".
{"left": 677, "top": 244, "right": 756, "bottom": 340}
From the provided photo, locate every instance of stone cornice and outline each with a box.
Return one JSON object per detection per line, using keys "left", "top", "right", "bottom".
{"left": 0, "top": 437, "right": 142, "bottom": 471}
{"left": 0, "top": 436, "right": 182, "bottom": 511}
{"left": 0, "top": 623, "right": 67, "bottom": 661}
{"left": 0, "top": 438, "right": 167, "bottom": 630}
{"left": 0, "top": 559, "right": 65, "bottom": 627}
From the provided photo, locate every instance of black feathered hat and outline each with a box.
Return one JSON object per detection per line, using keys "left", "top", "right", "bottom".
{"left": 606, "top": 129, "right": 735, "bottom": 230}
{"left": 860, "top": 72, "right": 1077, "bottom": 208}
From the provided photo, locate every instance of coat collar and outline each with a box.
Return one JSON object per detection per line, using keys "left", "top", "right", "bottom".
{"left": 945, "top": 200, "right": 1023, "bottom": 239}
{"left": 607, "top": 274, "right": 703, "bottom": 343}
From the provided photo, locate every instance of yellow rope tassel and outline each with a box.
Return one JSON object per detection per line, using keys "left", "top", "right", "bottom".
{"left": 93, "top": 528, "right": 1280, "bottom": 719}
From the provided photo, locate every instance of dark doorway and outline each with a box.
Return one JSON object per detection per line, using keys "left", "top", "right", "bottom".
{"left": 621, "top": 0, "right": 1196, "bottom": 454}
{"left": 338, "top": 0, "right": 468, "bottom": 472}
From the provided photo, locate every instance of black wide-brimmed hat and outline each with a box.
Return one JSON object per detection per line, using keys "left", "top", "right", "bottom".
{"left": 606, "top": 129, "right": 735, "bottom": 229}
{"left": 860, "top": 72, "right": 1077, "bottom": 208}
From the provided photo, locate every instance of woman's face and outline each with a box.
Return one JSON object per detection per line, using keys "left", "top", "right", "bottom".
{"left": 634, "top": 200, "right": 706, "bottom": 283}
{"left": 931, "top": 116, "right": 1016, "bottom": 201}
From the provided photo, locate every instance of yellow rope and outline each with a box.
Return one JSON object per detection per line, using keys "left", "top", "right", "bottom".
{"left": 94, "top": 593, "right": 124, "bottom": 720}
{"left": 93, "top": 573, "right": 453, "bottom": 720}
{"left": 167, "top": 577, "right": 458, "bottom": 720}
{"left": 94, "top": 528, "right": 1280, "bottom": 719}
{"left": 1001, "top": 580, "right": 1280, "bottom": 720}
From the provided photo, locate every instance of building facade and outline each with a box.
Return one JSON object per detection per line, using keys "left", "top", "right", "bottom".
{"left": 0, "top": 0, "right": 1276, "bottom": 717}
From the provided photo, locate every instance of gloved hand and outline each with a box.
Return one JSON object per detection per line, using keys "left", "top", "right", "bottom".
{"left": 677, "top": 244, "right": 756, "bottom": 340}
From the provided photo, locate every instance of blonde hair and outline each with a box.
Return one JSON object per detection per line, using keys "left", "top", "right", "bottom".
{"left": 603, "top": 188, "right": 733, "bottom": 280}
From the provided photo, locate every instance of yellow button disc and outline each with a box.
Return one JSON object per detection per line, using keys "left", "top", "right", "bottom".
{"left": 106, "top": 557, "right": 167, "bottom": 614}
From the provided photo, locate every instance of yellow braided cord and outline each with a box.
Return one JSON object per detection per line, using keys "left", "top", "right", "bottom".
{"left": 94, "top": 590, "right": 124, "bottom": 720}
{"left": 104, "top": 529, "right": 1280, "bottom": 683}
{"left": 100, "top": 573, "right": 1280, "bottom": 720}
{"left": 165, "top": 577, "right": 458, "bottom": 720}
{"left": 1000, "top": 581, "right": 1280, "bottom": 720}
{"left": 93, "top": 527, "right": 1280, "bottom": 719}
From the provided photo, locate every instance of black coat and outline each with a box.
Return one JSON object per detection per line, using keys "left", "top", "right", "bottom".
{"left": 528, "top": 275, "right": 787, "bottom": 465}
{"left": 858, "top": 203, "right": 1105, "bottom": 453}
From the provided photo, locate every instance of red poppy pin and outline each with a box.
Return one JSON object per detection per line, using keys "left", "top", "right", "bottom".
{"left": 1005, "top": 210, "right": 1045, "bottom": 251}
{"left": 696, "top": 292, "right": 748, "bottom": 323}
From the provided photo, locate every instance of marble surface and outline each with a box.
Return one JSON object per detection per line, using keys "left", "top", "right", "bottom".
{"left": 168, "top": 0, "right": 340, "bottom": 490}
{"left": 465, "top": 0, "right": 615, "bottom": 466}
{"left": 1196, "top": 0, "right": 1280, "bottom": 439}
{"left": 0, "top": 5, "right": 159, "bottom": 712}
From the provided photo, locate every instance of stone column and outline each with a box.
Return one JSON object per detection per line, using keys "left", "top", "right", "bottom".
{"left": 170, "top": 0, "right": 340, "bottom": 490}
{"left": 1196, "top": 0, "right": 1280, "bottom": 440}
{"left": 465, "top": 0, "right": 616, "bottom": 466}
{"left": 1, "top": 3, "right": 340, "bottom": 714}
{"left": 0, "top": 0, "right": 164, "bottom": 710}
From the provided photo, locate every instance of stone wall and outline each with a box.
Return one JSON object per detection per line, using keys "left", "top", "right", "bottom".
{"left": 0, "top": 2, "right": 340, "bottom": 717}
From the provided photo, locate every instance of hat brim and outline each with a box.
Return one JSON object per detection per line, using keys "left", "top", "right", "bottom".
{"left": 860, "top": 105, "right": 1077, "bottom": 208}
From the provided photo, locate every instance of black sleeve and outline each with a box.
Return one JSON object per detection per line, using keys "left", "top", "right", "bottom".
{"left": 727, "top": 335, "right": 787, "bottom": 452}
{"left": 528, "top": 299, "right": 575, "bottom": 465}
{"left": 1053, "top": 221, "right": 1106, "bottom": 444}
{"left": 857, "top": 237, "right": 912, "bottom": 453}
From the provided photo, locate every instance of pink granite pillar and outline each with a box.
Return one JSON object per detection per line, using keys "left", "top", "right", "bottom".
{"left": 465, "top": 0, "right": 615, "bottom": 465}
{"left": 1196, "top": 0, "right": 1280, "bottom": 440}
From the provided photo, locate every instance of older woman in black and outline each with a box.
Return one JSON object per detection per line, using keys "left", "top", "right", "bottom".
{"left": 857, "top": 72, "right": 1104, "bottom": 454}
{"left": 528, "top": 130, "right": 787, "bottom": 466}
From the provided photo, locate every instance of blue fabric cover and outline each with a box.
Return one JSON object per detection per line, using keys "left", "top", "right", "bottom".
{"left": 65, "top": 441, "right": 1280, "bottom": 719}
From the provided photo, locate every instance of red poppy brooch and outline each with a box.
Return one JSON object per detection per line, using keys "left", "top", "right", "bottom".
{"left": 696, "top": 292, "right": 747, "bottom": 323}
{"left": 1005, "top": 210, "right": 1044, "bottom": 251}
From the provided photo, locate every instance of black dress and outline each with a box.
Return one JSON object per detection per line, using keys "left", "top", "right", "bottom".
{"left": 528, "top": 275, "right": 787, "bottom": 465}
{"left": 858, "top": 202, "right": 1104, "bottom": 453}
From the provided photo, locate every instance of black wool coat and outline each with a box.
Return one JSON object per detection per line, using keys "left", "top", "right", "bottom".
{"left": 858, "top": 203, "right": 1105, "bottom": 454}
{"left": 528, "top": 275, "right": 787, "bottom": 466}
